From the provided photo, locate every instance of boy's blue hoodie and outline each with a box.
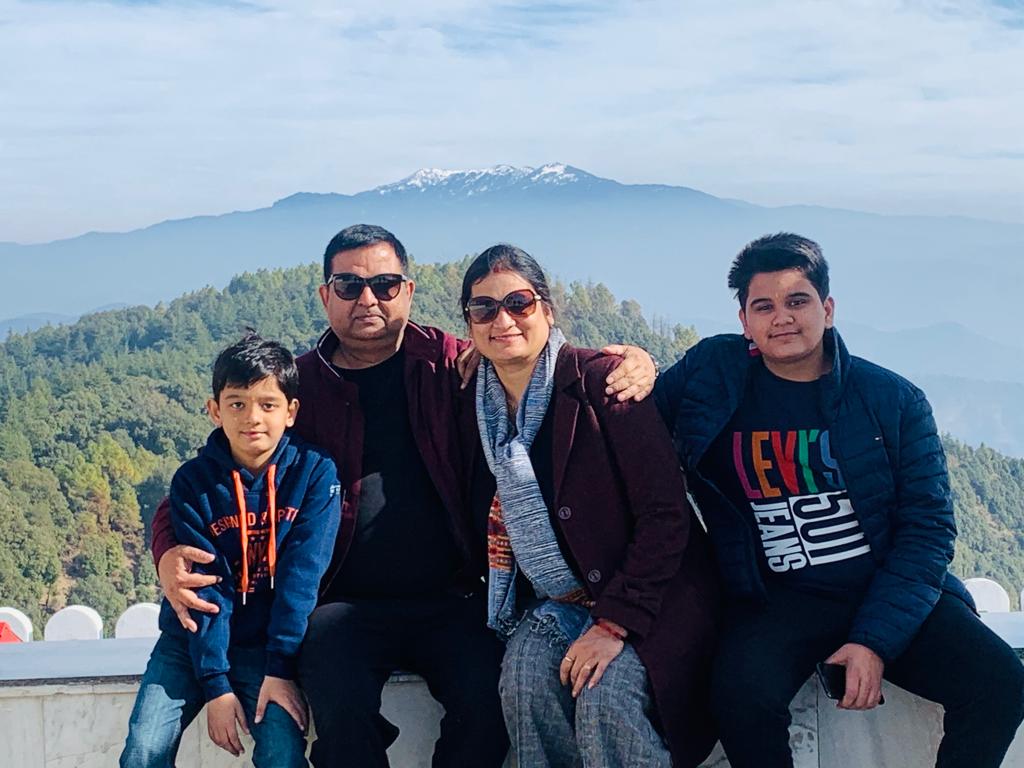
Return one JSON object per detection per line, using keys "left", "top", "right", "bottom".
{"left": 158, "top": 428, "right": 341, "bottom": 701}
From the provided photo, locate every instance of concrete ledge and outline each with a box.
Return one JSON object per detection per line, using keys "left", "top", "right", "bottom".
{"left": 2, "top": 618, "right": 1023, "bottom": 767}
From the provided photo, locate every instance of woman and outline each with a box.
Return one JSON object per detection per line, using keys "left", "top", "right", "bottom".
{"left": 461, "top": 244, "right": 719, "bottom": 767}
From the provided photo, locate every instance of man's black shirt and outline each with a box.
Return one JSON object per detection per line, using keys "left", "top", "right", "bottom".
{"left": 325, "top": 350, "right": 462, "bottom": 599}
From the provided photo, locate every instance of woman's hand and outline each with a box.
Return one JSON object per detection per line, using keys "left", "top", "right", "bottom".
{"left": 559, "top": 624, "right": 626, "bottom": 697}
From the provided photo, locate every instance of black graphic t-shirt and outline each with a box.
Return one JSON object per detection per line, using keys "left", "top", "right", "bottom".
{"left": 700, "top": 361, "right": 875, "bottom": 597}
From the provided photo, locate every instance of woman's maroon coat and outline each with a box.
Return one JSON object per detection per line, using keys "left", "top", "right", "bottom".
{"left": 465, "top": 345, "right": 720, "bottom": 767}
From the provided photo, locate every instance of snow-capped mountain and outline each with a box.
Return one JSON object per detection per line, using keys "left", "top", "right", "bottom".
{"left": 4, "top": 162, "right": 1023, "bottom": 456}
{"left": 373, "top": 163, "right": 607, "bottom": 196}
{"left": 3, "top": 162, "right": 1022, "bottom": 376}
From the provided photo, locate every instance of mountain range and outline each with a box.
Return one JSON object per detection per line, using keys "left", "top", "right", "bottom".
{"left": 2, "top": 163, "right": 1020, "bottom": 453}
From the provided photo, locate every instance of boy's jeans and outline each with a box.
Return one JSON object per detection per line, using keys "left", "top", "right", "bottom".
{"left": 120, "top": 633, "right": 307, "bottom": 768}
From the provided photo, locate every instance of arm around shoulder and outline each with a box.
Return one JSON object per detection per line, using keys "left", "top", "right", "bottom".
{"left": 580, "top": 358, "right": 691, "bottom": 639}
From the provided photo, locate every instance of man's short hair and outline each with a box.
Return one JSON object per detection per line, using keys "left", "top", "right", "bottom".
{"left": 728, "top": 233, "right": 830, "bottom": 307}
{"left": 322, "top": 224, "right": 409, "bottom": 282}
{"left": 212, "top": 331, "right": 299, "bottom": 401}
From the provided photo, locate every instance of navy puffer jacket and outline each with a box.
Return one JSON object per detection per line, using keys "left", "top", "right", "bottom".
{"left": 654, "top": 328, "right": 974, "bottom": 662}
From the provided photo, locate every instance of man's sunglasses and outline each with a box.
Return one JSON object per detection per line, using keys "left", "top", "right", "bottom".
{"left": 326, "top": 273, "right": 410, "bottom": 301}
{"left": 464, "top": 289, "right": 543, "bottom": 324}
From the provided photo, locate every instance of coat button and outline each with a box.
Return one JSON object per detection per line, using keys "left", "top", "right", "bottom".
{"left": 587, "top": 569, "right": 602, "bottom": 583}
{"left": 557, "top": 506, "right": 572, "bottom": 520}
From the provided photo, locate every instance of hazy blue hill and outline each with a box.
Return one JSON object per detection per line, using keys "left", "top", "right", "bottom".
{"left": 919, "top": 377, "right": 1024, "bottom": 459}
{"left": 3, "top": 163, "right": 1021, "bottom": 344}
{"left": 0, "top": 313, "right": 77, "bottom": 337}
{"left": 842, "top": 322, "right": 1024, "bottom": 382}
{"left": 3, "top": 163, "right": 1020, "bottom": 453}
{"left": 837, "top": 323, "right": 1024, "bottom": 458}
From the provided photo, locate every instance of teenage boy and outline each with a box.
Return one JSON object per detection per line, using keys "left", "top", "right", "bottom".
{"left": 121, "top": 333, "right": 341, "bottom": 767}
{"left": 654, "top": 233, "right": 1024, "bottom": 768}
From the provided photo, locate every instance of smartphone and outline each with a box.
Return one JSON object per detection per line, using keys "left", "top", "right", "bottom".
{"left": 816, "top": 662, "right": 846, "bottom": 700}
{"left": 815, "top": 662, "right": 885, "bottom": 705}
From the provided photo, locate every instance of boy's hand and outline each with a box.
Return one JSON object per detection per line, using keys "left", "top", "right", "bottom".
{"left": 207, "top": 692, "right": 249, "bottom": 756}
{"left": 601, "top": 344, "right": 657, "bottom": 402}
{"left": 826, "top": 642, "right": 885, "bottom": 710}
{"left": 157, "top": 544, "right": 221, "bottom": 632}
{"left": 256, "top": 676, "right": 309, "bottom": 733}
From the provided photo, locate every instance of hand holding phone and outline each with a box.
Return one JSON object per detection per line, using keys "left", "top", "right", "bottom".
{"left": 816, "top": 661, "right": 885, "bottom": 706}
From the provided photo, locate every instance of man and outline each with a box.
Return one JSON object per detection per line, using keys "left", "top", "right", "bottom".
{"left": 152, "top": 224, "right": 656, "bottom": 767}
{"left": 654, "top": 232, "right": 1024, "bottom": 768}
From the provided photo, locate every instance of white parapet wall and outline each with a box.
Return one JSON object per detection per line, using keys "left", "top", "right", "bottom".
{"left": 1, "top": 611, "right": 1023, "bottom": 767}
{"left": 965, "top": 577, "right": 1013, "bottom": 613}
{"left": 43, "top": 606, "right": 104, "bottom": 641}
{"left": 113, "top": 603, "right": 160, "bottom": 639}
{"left": 0, "top": 606, "right": 33, "bottom": 642}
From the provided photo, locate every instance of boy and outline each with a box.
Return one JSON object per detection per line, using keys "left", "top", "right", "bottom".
{"left": 121, "top": 333, "right": 341, "bottom": 767}
{"left": 654, "top": 233, "right": 1024, "bottom": 768}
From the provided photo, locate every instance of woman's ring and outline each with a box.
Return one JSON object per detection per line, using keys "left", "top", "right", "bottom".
{"left": 563, "top": 655, "right": 575, "bottom": 663}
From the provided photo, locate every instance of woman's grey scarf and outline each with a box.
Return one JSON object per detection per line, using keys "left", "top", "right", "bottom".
{"left": 476, "top": 327, "right": 587, "bottom": 635}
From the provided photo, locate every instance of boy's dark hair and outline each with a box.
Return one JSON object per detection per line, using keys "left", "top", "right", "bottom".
{"left": 322, "top": 224, "right": 409, "bottom": 282}
{"left": 460, "top": 243, "right": 555, "bottom": 320}
{"left": 212, "top": 331, "right": 299, "bottom": 401}
{"left": 728, "top": 233, "right": 830, "bottom": 307}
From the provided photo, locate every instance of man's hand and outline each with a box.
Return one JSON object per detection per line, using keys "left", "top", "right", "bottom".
{"left": 559, "top": 624, "right": 626, "bottom": 698}
{"left": 207, "top": 692, "right": 249, "bottom": 756}
{"left": 255, "top": 676, "right": 309, "bottom": 733}
{"left": 157, "top": 545, "right": 220, "bottom": 632}
{"left": 457, "top": 343, "right": 482, "bottom": 389}
{"left": 601, "top": 345, "right": 657, "bottom": 402}
{"left": 826, "top": 642, "right": 884, "bottom": 710}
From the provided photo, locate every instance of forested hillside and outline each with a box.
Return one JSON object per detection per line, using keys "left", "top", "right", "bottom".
{"left": 1, "top": 258, "right": 1022, "bottom": 631}
{"left": 0, "top": 258, "right": 699, "bottom": 631}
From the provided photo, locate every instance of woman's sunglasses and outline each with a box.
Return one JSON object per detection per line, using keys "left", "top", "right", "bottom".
{"left": 326, "top": 273, "right": 409, "bottom": 301}
{"left": 464, "top": 289, "right": 543, "bottom": 324}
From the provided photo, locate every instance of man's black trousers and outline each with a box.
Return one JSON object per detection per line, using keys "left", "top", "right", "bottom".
{"left": 711, "top": 585, "right": 1024, "bottom": 768}
{"left": 298, "top": 593, "right": 508, "bottom": 768}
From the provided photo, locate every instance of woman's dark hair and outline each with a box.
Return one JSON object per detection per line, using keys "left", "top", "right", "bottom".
{"left": 460, "top": 244, "right": 554, "bottom": 319}
{"left": 728, "top": 232, "right": 830, "bottom": 307}
{"left": 212, "top": 330, "right": 299, "bottom": 401}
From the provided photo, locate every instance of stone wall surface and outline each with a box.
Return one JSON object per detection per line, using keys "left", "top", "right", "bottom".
{"left": 3, "top": 663, "right": 1023, "bottom": 767}
{"left": 0, "top": 609, "right": 1022, "bottom": 767}
{"left": 0, "top": 676, "right": 472, "bottom": 768}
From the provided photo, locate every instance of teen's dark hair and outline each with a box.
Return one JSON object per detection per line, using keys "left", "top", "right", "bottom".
{"left": 322, "top": 224, "right": 409, "bottom": 282}
{"left": 212, "top": 331, "right": 299, "bottom": 401}
{"left": 460, "top": 244, "right": 555, "bottom": 319}
{"left": 728, "top": 233, "right": 830, "bottom": 307}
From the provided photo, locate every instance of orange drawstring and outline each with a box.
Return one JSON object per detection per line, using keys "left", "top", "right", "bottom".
{"left": 267, "top": 464, "right": 278, "bottom": 590}
{"left": 231, "top": 471, "right": 249, "bottom": 605}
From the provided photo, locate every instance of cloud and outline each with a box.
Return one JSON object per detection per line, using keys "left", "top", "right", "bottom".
{"left": 0, "top": 0, "right": 1021, "bottom": 242}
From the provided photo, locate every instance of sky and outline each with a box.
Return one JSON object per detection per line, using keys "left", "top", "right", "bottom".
{"left": 2, "top": 0, "right": 1022, "bottom": 243}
